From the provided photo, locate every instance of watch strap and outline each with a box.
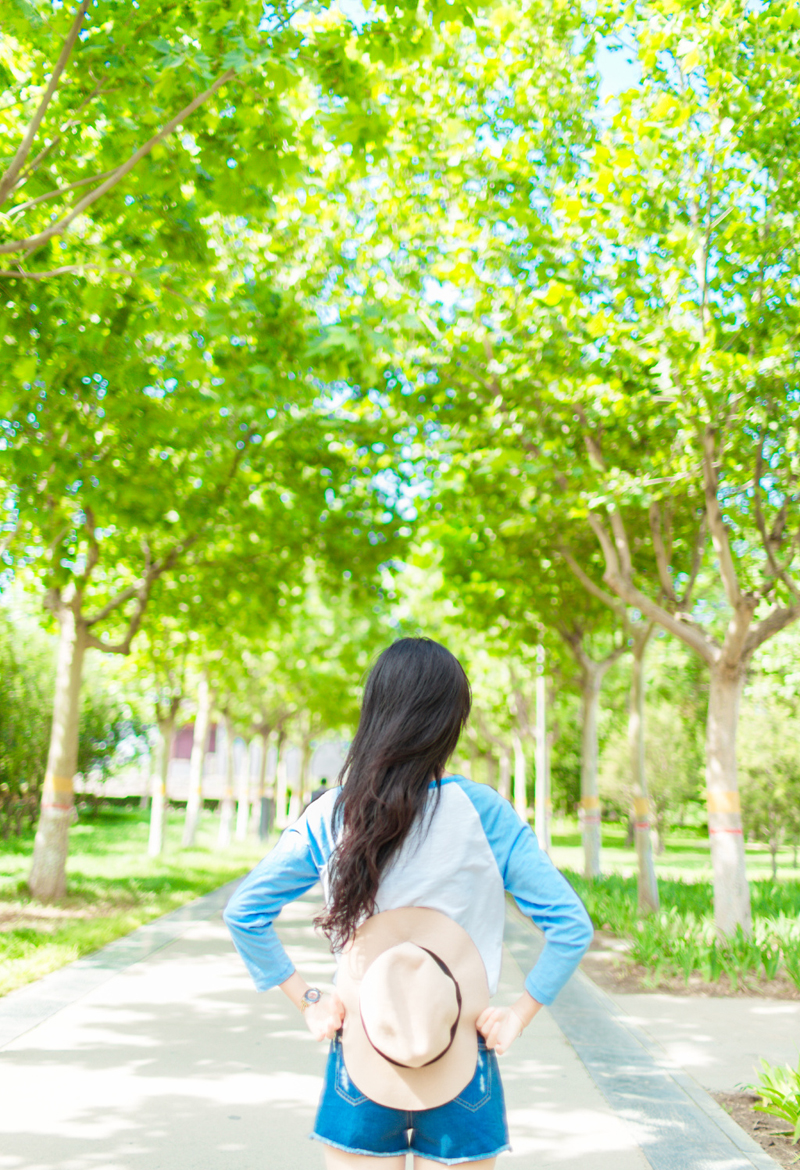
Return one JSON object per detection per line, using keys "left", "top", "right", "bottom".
{"left": 300, "top": 987, "right": 322, "bottom": 1013}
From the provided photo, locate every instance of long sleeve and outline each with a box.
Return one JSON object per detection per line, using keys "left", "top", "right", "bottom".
{"left": 462, "top": 780, "right": 594, "bottom": 1004}
{"left": 222, "top": 825, "right": 321, "bottom": 991}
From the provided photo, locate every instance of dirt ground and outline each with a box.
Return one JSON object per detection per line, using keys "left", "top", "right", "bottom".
{"left": 713, "top": 1092, "right": 799, "bottom": 1169}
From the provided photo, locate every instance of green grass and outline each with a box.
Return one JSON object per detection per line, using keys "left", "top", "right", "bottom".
{"left": 548, "top": 821, "right": 800, "bottom": 991}
{"left": 550, "top": 820, "right": 800, "bottom": 883}
{"left": 565, "top": 868, "right": 800, "bottom": 990}
{"left": 0, "top": 805, "right": 268, "bottom": 997}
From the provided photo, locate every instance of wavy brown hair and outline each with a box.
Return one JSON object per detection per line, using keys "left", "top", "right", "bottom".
{"left": 314, "top": 637, "right": 471, "bottom": 951}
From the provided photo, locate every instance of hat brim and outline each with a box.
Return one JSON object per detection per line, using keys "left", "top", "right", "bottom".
{"left": 338, "top": 907, "right": 490, "bottom": 1110}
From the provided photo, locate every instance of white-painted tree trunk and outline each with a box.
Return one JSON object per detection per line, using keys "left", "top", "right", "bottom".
{"left": 580, "top": 670, "right": 603, "bottom": 880}
{"left": 498, "top": 749, "right": 512, "bottom": 801}
{"left": 706, "top": 665, "right": 752, "bottom": 935}
{"left": 299, "top": 736, "right": 313, "bottom": 807}
{"left": 249, "top": 735, "right": 264, "bottom": 831}
{"left": 512, "top": 732, "right": 528, "bottom": 821}
{"left": 183, "top": 677, "right": 211, "bottom": 847}
{"left": 235, "top": 735, "right": 250, "bottom": 842}
{"left": 29, "top": 604, "right": 86, "bottom": 899}
{"left": 629, "top": 631, "right": 659, "bottom": 915}
{"left": 218, "top": 713, "right": 235, "bottom": 848}
{"left": 149, "top": 717, "right": 175, "bottom": 858}
{"left": 534, "top": 654, "right": 550, "bottom": 853}
{"left": 275, "top": 737, "right": 289, "bottom": 829}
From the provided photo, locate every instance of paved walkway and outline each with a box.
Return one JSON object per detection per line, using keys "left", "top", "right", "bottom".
{"left": 0, "top": 885, "right": 790, "bottom": 1170}
{"left": 605, "top": 991, "right": 800, "bottom": 1094}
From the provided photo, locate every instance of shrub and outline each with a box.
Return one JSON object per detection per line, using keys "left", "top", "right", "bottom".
{"left": 749, "top": 1055, "right": 800, "bottom": 1144}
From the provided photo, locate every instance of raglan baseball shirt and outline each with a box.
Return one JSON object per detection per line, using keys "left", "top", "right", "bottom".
{"left": 223, "top": 774, "right": 594, "bottom": 1004}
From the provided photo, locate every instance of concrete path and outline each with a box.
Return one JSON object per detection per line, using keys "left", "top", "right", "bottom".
{"left": 605, "top": 991, "right": 800, "bottom": 1094}
{"left": 0, "top": 886, "right": 787, "bottom": 1170}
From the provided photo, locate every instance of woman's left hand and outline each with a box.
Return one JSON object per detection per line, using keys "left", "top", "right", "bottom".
{"left": 304, "top": 990, "right": 346, "bottom": 1042}
{"left": 476, "top": 1005, "right": 525, "bottom": 1056}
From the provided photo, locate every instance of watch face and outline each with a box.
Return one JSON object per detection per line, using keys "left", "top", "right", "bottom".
{"left": 305, "top": 988, "right": 322, "bottom": 1004}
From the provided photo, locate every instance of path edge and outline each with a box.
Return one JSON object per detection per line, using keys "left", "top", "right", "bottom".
{"left": 505, "top": 897, "right": 782, "bottom": 1170}
{"left": 0, "top": 878, "right": 242, "bottom": 1051}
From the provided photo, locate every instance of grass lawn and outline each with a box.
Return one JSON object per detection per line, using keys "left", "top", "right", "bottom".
{"left": 549, "top": 820, "right": 800, "bottom": 883}
{"left": 0, "top": 804, "right": 269, "bottom": 998}
{"left": 551, "top": 820, "right": 800, "bottom": 995}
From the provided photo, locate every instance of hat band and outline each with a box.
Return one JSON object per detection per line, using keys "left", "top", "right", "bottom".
{"left": 361, "top": 947, "right": 463, "bottom": 1070}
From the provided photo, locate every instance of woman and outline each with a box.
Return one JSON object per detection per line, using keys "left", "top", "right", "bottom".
{"left": 224, "top": 637, "right": 593, "bottom": 1168}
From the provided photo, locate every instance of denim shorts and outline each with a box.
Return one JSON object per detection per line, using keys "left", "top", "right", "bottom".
{"left": 311, "top": 1032, "right": 510, "bottom": 1165}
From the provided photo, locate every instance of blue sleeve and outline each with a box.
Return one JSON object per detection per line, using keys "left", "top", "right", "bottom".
{"left": 222, "top": 824, "right": 321, "bottom": 992}
{"left": 461, "top": 780, "right": 594, "bottom": 1005}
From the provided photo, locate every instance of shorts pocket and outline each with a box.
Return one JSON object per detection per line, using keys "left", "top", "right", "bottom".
{"left": 334, "top": 1040, "right": 369, "bottom": 1106}
{"left": 454, "top": 1041, "right": 493, "bottom": 1112}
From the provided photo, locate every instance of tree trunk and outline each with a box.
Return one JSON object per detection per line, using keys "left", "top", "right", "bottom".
{"left": 498, "top": 749, "right": 511, "bottom": 801}
{"left": 265, "top": 733, "right": 277, "bottom": 798}
{"left": 485, "top": 753, "right": 497, "bottom": 790}
{"left": 149, "top": 715, "right": 175, "bottom": 858}
{"left": 580, "top": 669, "right": 603, "bottom": 880}
{"left": 217, "top": 713, "right": 235, "bottom": 848}
{"left": 275, "top": 732, "right": 289, "bottom": 829}
{"left": 512, "top": 732, "right": 528, "bottom": 821}
{"left": 706, "top": 665, "right": 752, "bottom": 936}
{"left": 235, "top": 734, "right": 250, "bottom": 842}
{"left": 29, "top": 604, "right": 86, "bottom": 899}
{"left": 629, "top": 628, "right": 659, "bottom": 915}
{"left": 299, "top": 735, "right": 313, "bottom": 807}
{"left": 183, "top": 677, "right": 211, "bottom": 847}
{"left": 248, "top": 734, "right": 264, "bottom": 834}
{"left": 534, "top": 653, "right": 551, "bottom": 853}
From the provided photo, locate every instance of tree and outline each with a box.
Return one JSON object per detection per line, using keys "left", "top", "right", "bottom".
{"left": 7, "top": 274, "right": 401, "bottom": 898}
{"left": 550, "top": 0, "right": 800, "bottom": 934}
{"left": 322, "top": 0, "right": 800, "bottom": 935}
{"left": 0, "top": 0, "right": 436, "bottom": 281}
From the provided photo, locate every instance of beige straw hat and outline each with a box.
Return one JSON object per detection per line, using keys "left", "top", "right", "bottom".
{"left": 337, "top": 906, "right": 490, "bottom": 1110}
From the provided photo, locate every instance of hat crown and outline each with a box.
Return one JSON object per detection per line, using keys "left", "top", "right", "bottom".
{"left": 359, "top": 941, "right": 460, "bottom": 1069}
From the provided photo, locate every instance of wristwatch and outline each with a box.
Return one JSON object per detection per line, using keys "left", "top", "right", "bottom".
{"left": 299, "top": 987, "right": 323, "bottom": 1013}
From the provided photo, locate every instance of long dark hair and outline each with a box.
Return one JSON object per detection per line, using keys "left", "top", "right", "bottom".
{"left": 315, "top": 637, "right": 471, "bottom": 950}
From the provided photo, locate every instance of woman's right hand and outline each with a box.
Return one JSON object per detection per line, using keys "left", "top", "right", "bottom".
{"left": 304, "top": 990, "right": 345, "bottom": 1041}
{"left": 476, "top": 1005, "right": 525, "bottom": 1056}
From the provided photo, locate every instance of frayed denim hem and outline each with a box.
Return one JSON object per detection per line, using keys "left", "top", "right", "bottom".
{"left": 408, "top": 1143, "right": 512, "bottom": 1165}
{"left": 310, "top": 1133, "right": 409, "bottom": 1158}
{"left": 310, "top": 1132, "right": 512, "bottom": 1165}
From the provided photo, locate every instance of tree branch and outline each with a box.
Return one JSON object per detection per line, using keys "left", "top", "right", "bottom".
{"left": 701, "top": 425, "right": 742, "bottom": 607}
{"left": 588, "top": 512, "right": 719, "bottom": 666}
{"left": 679, "top": 516, "right": 706, "bottom": 609}
{"left": 8, "top": 169, "right": 117, "bottom": 218}
{"left": 14, "top": 81, "right": 112, "bottom": 189}
{"left": 753, "top": 439, "right": 799, "bottom": 602}
{"left": 558, "top": 545, "right": 626, "bottom": 619}
{"left": 0, "top": 0, "right": 91, "bottom": 207}
{"left": 745, "top": 602, "right": 800, "bottom": 655}
{"left": 84, "top": 548, "right": 178, "bottom": 656}
{"left": 608, "top": 506, "right": 633, "bottom": 578}
{"left": 0, "top": 67, "right": 236, "bottom": 255}
{"left": 0, "top": 262, "right": 134, "bottom": 280}
{"left": 753, "top": 437, "right": 783, "bottom": 579}
{"left": 648, "top": 501, "right": 678, "bottom": 603}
